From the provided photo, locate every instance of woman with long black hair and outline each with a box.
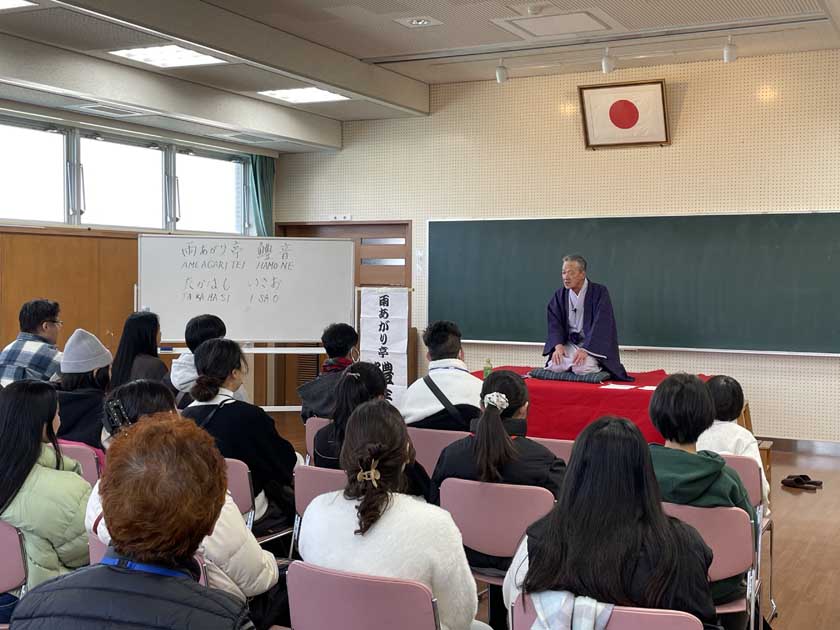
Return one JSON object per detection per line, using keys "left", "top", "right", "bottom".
{"left": 110, "top": 312, "right": 169, "bottom": 389}
{"left": 503, "top": 416, "right": 718, "bottom": 628}
{"left": 0, "top": 381, "right": 91, "bottom": 622}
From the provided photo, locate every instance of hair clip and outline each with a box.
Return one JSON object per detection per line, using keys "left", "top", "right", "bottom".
{"left": 356, "top": 458, "right": 381, "bottom": 488}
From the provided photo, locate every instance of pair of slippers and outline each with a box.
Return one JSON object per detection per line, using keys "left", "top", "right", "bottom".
{"left": 781, "top": 474, "right": 823, "bottom": 490}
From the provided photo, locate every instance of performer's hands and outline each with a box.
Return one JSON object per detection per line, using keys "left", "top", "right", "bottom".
{"left": 573, "top": 348, "right": 588, "bottom": 366}
{"left": 551, "top": 344, "right": 564, "bottom": 365}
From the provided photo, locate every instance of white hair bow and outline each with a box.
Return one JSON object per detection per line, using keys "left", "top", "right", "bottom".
{"left": 483, "top": 392, "right": 509, "bottom": 411}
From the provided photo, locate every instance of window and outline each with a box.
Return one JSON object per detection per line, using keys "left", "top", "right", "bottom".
{"left": 0, "top": 123, "right": 65, "bottom": 223}
{"left": 176, "top": 153, "right": 243, "bottom": 234}
{"left": 80, "top": 138, "right": 164, "bottom": 228}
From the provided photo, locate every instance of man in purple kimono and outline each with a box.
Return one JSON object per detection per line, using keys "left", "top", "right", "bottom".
{"left": 543, "top": 255, "right": 632, "bottom": 381}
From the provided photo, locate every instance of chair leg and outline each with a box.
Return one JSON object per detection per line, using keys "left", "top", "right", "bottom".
{"left": 766, "top": 520, "right": 777, "bottom": 621}
{"left": 288, "top": 514, "right": 301, "bottom": 561}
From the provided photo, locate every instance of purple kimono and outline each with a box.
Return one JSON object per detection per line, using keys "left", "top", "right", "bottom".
{"left": 542, "top": 280, "right": 632, "bottom": 381}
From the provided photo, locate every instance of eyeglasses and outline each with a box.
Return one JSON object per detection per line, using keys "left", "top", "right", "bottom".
{"left": 45, "top": 319, "right": 64, "bottom": 327}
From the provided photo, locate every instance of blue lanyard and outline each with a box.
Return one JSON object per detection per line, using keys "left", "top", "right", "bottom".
{"left": 101, "top": 556, "right": 191, "bottom": 579}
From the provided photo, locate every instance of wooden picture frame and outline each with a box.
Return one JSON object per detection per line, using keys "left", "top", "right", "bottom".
{"left": 578, "top": 79, "right": 670, "bottom": 149}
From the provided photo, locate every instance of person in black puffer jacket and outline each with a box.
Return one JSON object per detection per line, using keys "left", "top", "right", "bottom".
{"left": 11, "top": 415, "right": 254, "bottom": 630}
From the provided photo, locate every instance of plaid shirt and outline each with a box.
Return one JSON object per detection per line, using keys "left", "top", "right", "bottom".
{"left": 0, "top": 332, "right": 62, "bottom": 387}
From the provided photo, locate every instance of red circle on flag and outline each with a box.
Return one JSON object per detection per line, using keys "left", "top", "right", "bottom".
{"left": 609, "top": 99, "right": 639, "bottom": 129}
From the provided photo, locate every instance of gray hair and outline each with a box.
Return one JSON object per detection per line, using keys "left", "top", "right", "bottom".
{"left": 562, "top": 255, "right": 588, "bottom": 272}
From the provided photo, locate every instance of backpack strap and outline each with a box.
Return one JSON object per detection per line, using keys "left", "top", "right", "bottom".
{"left": 423, "top": 375, "right": 464, "bottom": 425}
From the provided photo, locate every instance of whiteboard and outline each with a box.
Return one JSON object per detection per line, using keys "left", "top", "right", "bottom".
{"left": 138, "top": 235, "right": 355, "bottom": 342}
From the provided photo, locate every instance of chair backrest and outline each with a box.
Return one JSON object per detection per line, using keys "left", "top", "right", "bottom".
{"left": 662, "top": 503, "right": 753, "bottom": 581}
{"left": 511, "top": 594, "right": 702, "bottom": 630}
{"left": 287, "top": 561, "right": 440, "bottom": 630}
{"left": 440, "top": 478, "right": 555, "bottom": 557}
{"left": 225, "top": 458, "right": 255, "bottom": 517}
{"left": 406, "top": 427, "right": 470, "bottom": 473}
{"left": 721, "top": 454, "right": 762, "bottom": 508}
{"left": 530, "top": 437, "right": 574, "bottom": 463}
{"left": 306, "top": 417, "right": 332, "bottom": 458}
{"left": 294, "top": 464, "right": 347, "bottom": 517}
{"left": 0, "top": 521, "right": 27, "bottom": 593}
{"left": 58, "top": 440, "right": 102, "bottom": 486}
{"left": 88, "top": 532, "right": 108, "bottom": 564}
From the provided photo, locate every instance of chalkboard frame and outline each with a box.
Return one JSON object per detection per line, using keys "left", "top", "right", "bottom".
{"left": 138, "top": 234, "right": 356, "bottom": 343}
{"left": 426, "top": 214, "right": 840, "bottom": 357}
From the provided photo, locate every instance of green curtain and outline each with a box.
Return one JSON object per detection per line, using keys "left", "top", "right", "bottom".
{"left": 247, "top": 155, "right": 276, "bottom": 237}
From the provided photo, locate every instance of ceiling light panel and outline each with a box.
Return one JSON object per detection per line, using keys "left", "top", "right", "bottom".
{"left": 109, "top": 44, "right": 226, "bottom": 68}
{"left": 0, "top": 0, "right": 37, "bottom": 9}
{"left": 259, "top": 87, "right": 349, "bottom": 104}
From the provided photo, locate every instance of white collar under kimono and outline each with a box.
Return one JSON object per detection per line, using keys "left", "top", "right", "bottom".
{"left": 568, "top": 278, "right": 588, "bottom": 333}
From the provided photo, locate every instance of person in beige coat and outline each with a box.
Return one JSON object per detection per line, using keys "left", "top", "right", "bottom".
{"left": 0, "top": 380, "right": 91, "bottom": 621}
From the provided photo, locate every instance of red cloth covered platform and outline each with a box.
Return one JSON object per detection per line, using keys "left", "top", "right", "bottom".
{"left": 477, "top": 366, "right": 670, "bottom": 444}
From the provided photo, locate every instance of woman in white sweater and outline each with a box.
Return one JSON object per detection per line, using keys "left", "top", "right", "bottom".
{"left": 299, "top": 399, "right": 490, "bottom": 630}
{"left": 85, "top": 381, "right": 284, "bottom": 629}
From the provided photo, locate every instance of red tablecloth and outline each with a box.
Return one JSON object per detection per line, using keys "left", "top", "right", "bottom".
{"left": 478, "top": 366, "right": 670, "bottom": 444}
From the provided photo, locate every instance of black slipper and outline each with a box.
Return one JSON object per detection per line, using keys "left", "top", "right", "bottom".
{"left": 781, "top": 476, "right": 818, "bottom": 490}
{"left": 795, "top": 474, "right": 823, "bottom": 487}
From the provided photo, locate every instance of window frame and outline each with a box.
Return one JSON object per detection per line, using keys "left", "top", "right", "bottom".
{"left": 0, "top": 114, "right": 250, "bottom": 235}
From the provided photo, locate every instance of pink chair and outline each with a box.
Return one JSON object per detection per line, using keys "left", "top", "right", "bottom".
{"left": 439, "top": 478, "right": 555, "bottom": 585}
{"left": 225, "top": 458, "right": 256, "bottom": 530}
{"left": 57, "top": 440, "right": 103, "bottom": 486}
{"left": 290, "top": 464, "right": 347, "bottom": 558}
{"left": 0, "top": 520, "right": 27, "bottom": 595}
{"left": 511, "top": 594, "right": 702, "bottom": 629}
{"left": 287, "top": 561, "right": 441, "bottom": 630}
{"left": 305, "top": 417, "right": 331, "bottom": 461}
{"left": 662, "top": 503, "right": 756, "bottom": 622}
{"left": 406, "top": 427, "right": 470, "bottom": 473}
{"left": 720, "top": 454, "right": 776, "bottom": 620}
{"left": 530, "top": 437, "right": 574, "bottom": 463}
{"left": 224, "top": 458, "right": 292, "bottom": 546}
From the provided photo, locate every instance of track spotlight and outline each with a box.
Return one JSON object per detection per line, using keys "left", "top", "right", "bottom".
{"left": 723, "top": 36, "right": 738, "bottom": 63}
{"left": 601, "top": 47, "right": 615, "bottom": 74}
{"left": 496, "top": 59, "right": 509, "bottom": 84}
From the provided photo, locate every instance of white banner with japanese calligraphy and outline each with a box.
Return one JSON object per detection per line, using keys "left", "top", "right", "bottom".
{"left": 359, "top": 287, "right": 410, "bottom": 406}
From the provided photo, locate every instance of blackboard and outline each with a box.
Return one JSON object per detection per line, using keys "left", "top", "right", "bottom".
{"left": 428, "top": 214, "right": 840, "bottom": 354}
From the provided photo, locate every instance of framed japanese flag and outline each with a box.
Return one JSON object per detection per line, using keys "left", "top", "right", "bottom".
{"left": 578, "top": 80, "right": 670, "bottom": 148}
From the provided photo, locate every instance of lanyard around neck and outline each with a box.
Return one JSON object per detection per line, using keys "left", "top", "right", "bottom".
{"left": 100, "top": 556, "right": 191, "bottom": 579}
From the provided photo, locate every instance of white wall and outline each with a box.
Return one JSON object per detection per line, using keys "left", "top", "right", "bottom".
{"left": 275, "top": 49, "right": 840, "bottom": 442}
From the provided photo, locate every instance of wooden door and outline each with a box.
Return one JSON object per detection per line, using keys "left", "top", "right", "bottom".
{"left": 273, "top": 221, "right": 414, "bottom": 405}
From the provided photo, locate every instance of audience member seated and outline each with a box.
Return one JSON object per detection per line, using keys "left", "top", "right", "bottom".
{"left": 397, "top": 320, "right": 482, "bottom": 431}
{"left": 56, "top": 329, "right": 112, "bottom": 449}
{"left": 169, "top": 314, "right": 248, "bottom": 410}
{"left": 313, "top": 362, "right": 432, "bottom": 500}
{"left": 297, "top": 322, "right": 358, "bottom": 423}
{"left": 182, "top": 339, "right": 298, "bottom": 537}
{"left": 648, "top": 373, "right": 756, "bottom": 607}
{"left": 0, "top": 381, "right": 91, "bottom": 623}
{"left": 88, "top": 392, "right": 287, "bottom": 630}
{"left": 110, "top": 311, "right": 170, "bottom": 390}
{"left": 0, "top": 299, "right": 63, "bottom": 387}
{"left": 697, "top": 375, "right": 770, "bottom": 512}
{"left": 503, "top": 417, "right": 718, "bottom": 629}
{"left": 300, "top": 399, "right": 490, "bottom": 630}
{"left": 12, "top": 416, "right": 253, "bottom": 630}
{"left": 431, "top": 370, "right": 567, "bottom": 630}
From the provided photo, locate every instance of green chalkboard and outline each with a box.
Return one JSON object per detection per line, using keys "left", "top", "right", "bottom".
{"left": 428, "top": 214, "right": 840, "bottom": 354}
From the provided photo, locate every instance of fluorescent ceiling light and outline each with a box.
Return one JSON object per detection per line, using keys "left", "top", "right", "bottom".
{"left": 109, "top": 44, "right": 226, "bottom": 68}
{"left": 259, "top": 87, "right": 349, "bottom": 104}
{"left": 0, "top": 0, "right": 37, "bottom": 9}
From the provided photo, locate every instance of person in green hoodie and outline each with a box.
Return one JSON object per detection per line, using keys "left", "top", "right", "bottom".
{"left": 648, "top": 372, "right": 756, "bottom": 609}
{"left": 0, "top": 380, "right": 91, "bottom": 622}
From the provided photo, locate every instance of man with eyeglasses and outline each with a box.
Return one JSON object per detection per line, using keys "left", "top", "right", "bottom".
{"left": 0, "top": 299, "right": 64, "bottom": 387}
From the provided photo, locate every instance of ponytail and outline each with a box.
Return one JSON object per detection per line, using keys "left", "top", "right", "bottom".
{"left": 340, "top": 399, "right": 408, "bottom": 535}
{"left": 474, "top": 371, "right": 528, "bottom": 482}
{"left": 331, "top": 362, "right": 386, "bottom": 444}
{"left": 191, "top": 338, "right": 246, "bottom": 403}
